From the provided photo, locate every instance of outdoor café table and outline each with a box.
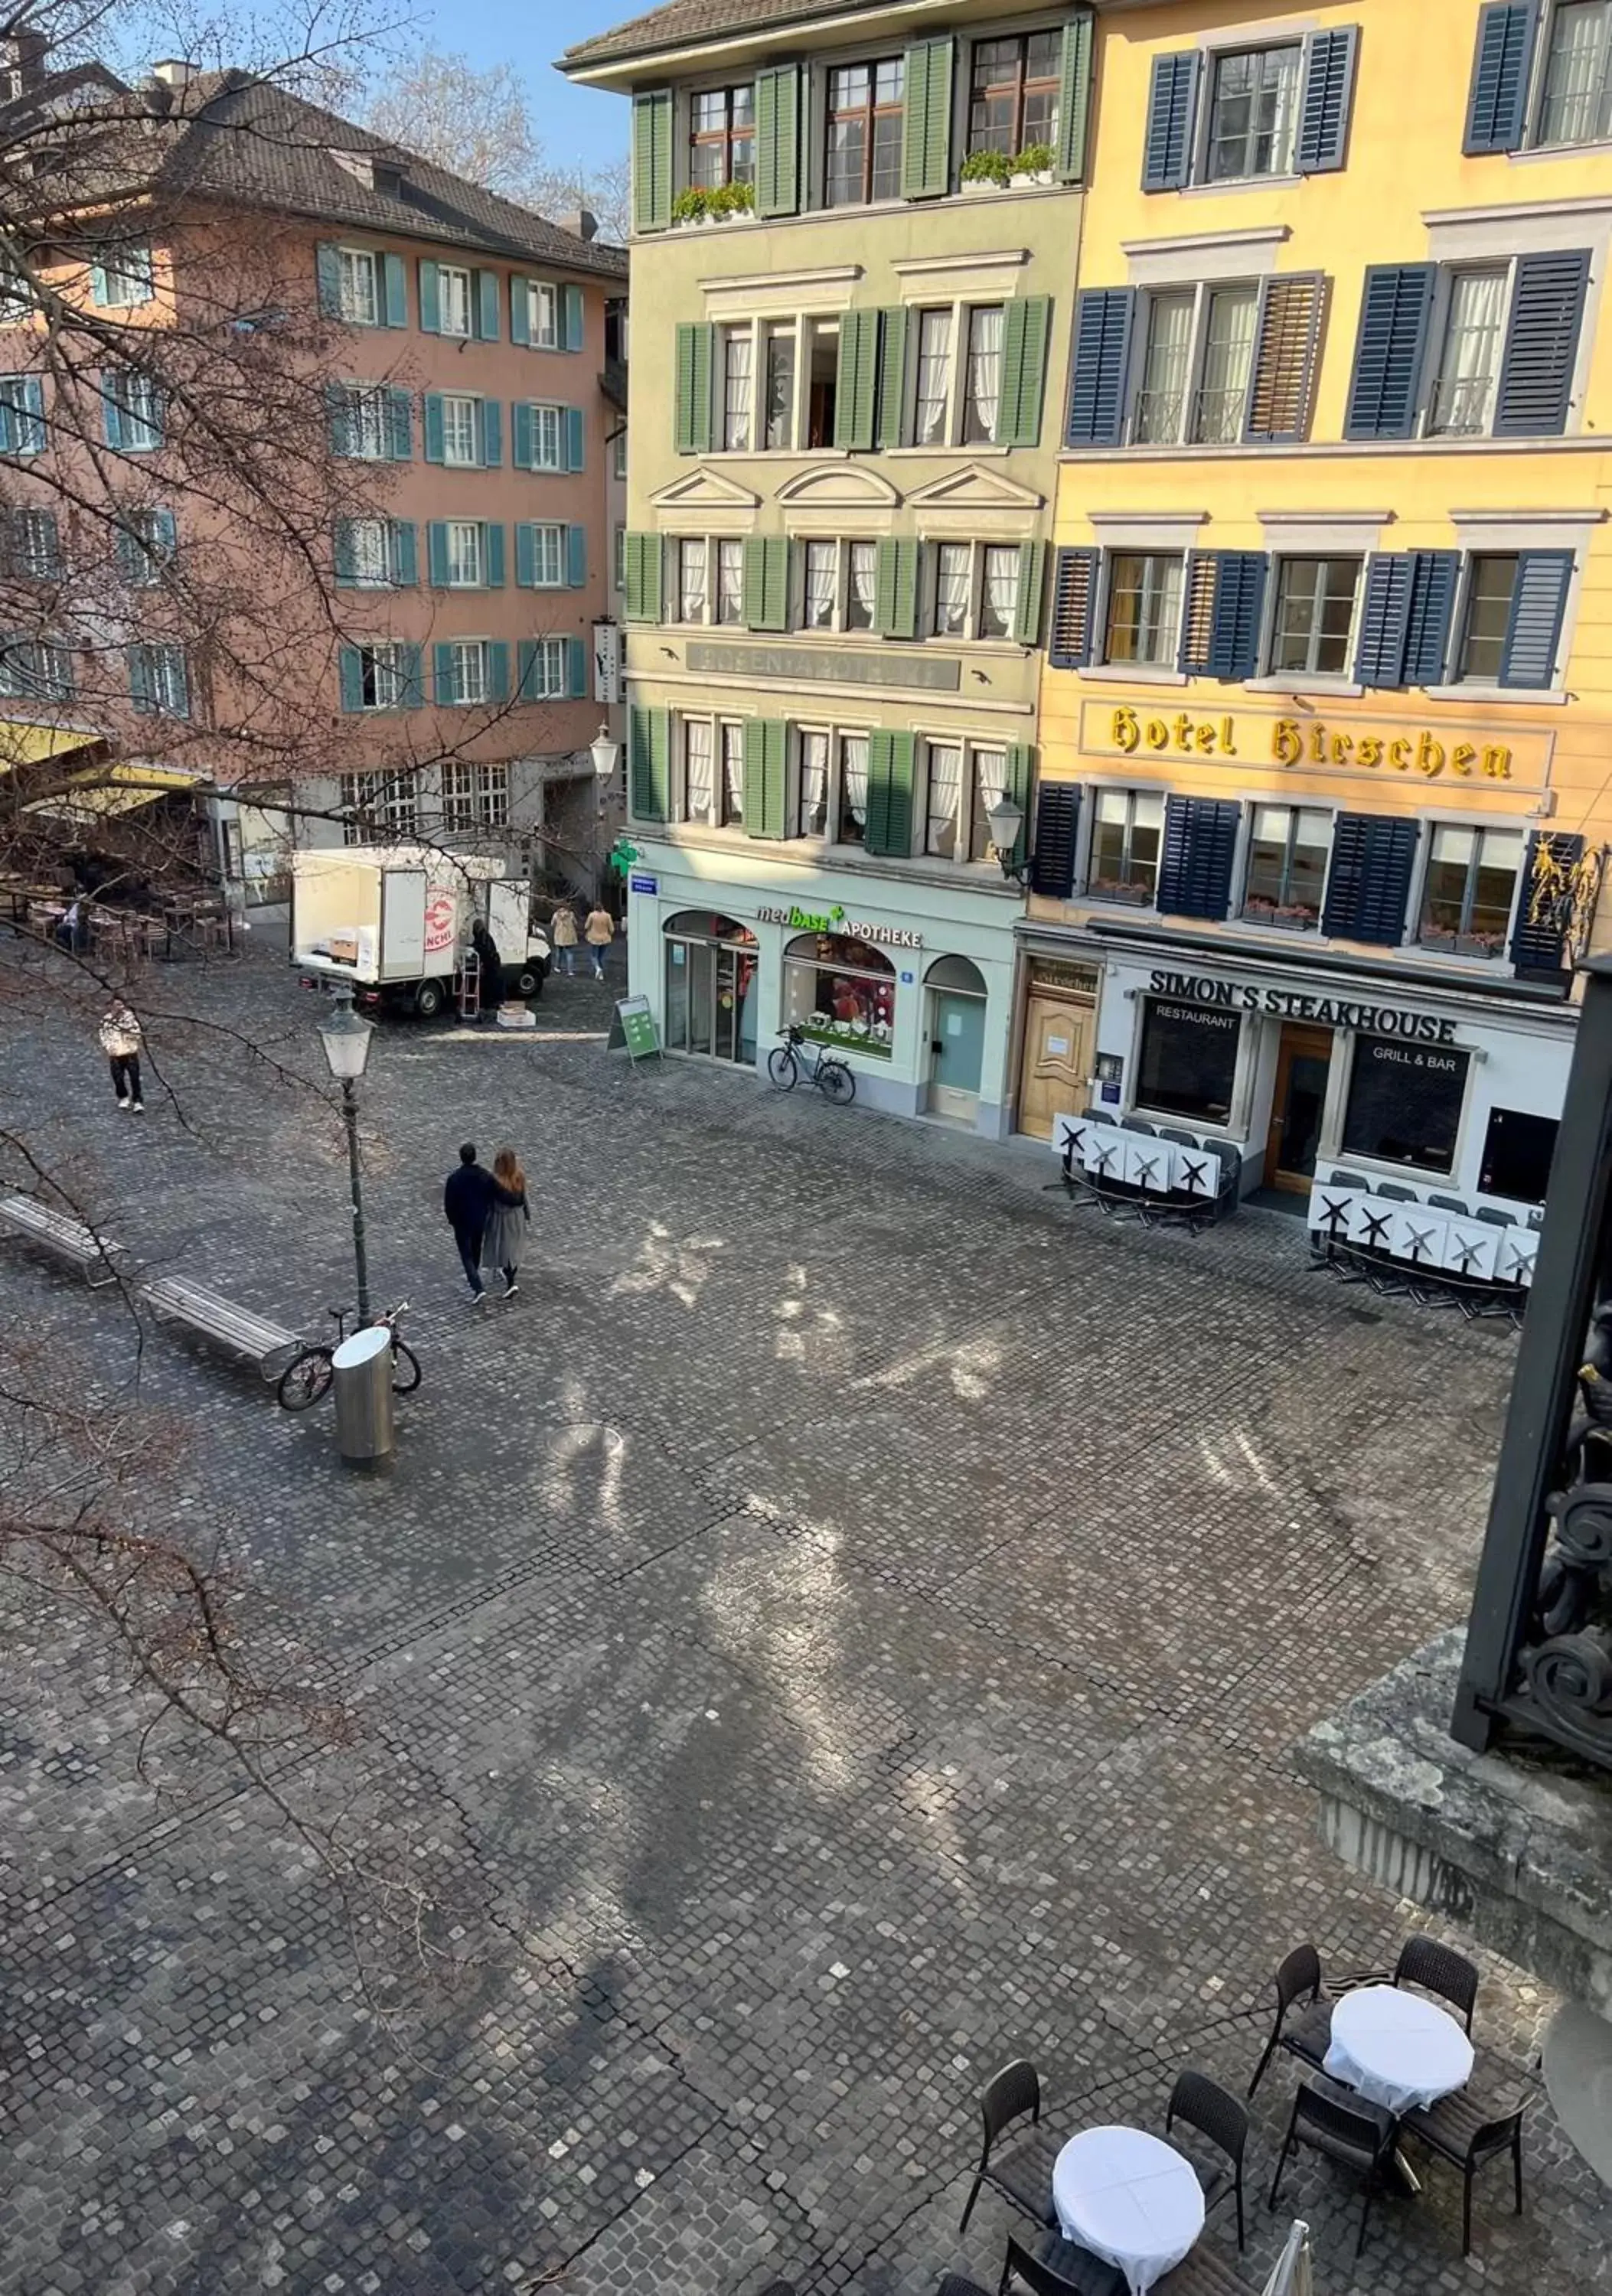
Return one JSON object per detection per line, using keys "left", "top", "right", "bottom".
{"left": 1324, "top": 1984, "right": 1475, "bottom": 2115}
{"left": 1052, "top": 2125, "right": 1206, "bottom": 2296}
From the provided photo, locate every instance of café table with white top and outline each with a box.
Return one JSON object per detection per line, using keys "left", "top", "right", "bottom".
{"left": 1051, "top": 2125, "right": 1206, "bottom": 2296}
{"left": 1323, "top": 1984, "right": 1475, "bottom": 2116}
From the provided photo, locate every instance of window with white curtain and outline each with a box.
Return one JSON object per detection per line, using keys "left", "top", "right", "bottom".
{"left": 914, "top": 308, "right": 952, "bottom": 443}
{"left": 720, "top": 722, "right": 746, "bottom": 823}
{"left": 721, "top": 327, "right": 752, "bottom": 451}
{"left": 970, "top": 748, "right": 1007, "bottom": 860}
{"left": 925, "top": 742, "right": 962, "bottom": 859}
{"left": 1133, "top": 282, "right": 1257, "bottom": 445}
{"left": 1428, "top": 269, "right": 1508, "bottom": 435}
{"left": 798, "top": 729, "right": 829, "bottom": 835}
{"left": 445, "top": 520, "right": 482, "bottom": 586}
{"left": 838, "top": 732, "right": 869, "bottom": 843}
{"left": 684, "top": 717, "right": 714, "bottom": 820}
{"left": 979, "top": 546, "right": 1018, "bottom": 639}
{"left": 442, "top": 393, "right": 478, "bottom": 465}
{"left": 962, "top": 305, "right": 1004, "bottom": 443}
{"left": 1195, "top": 285, "right": 1258, "bottom": 442}
{"left": 716, "top": 538, "right": 744, "bottom": 625}
{"left": 1539, "top": 1, "right": 1612, "bottom": 145}
{"left": 678, "top": 537, "right": 708, "bottom": 623}
{"left": 803, "top": 540, "right": 837, "bottom": 629}
{"left": 846, "top": 542, "right": 876, "bottom": 631}
{"left": 934, "top": 543, "right": 971, "bottom": 636}
{"left": 1134, "top": 291, "right": 1193, "bottom": 444}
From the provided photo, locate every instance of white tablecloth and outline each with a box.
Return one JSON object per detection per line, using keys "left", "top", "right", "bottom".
{"left": 1323, "top": 1985, "right": 1474, "bottom": 2115}
{"left": 1052, "top": 2126, "right": 1206, "bottom": 2296}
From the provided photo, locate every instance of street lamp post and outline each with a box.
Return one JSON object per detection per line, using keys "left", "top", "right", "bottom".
{"left": 589, "top": 722, "right": 622, "bottom": 902}
{"left": 316, "top": 988, "right": 375, "bottom": 1326}
{"left": 985, "top": 794, "right": 1027, "bottom": 884}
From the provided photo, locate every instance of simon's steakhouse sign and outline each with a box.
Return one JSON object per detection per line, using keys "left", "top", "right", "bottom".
{"left": 1148, "top": 967, "right": 1459, "bottom": 1045}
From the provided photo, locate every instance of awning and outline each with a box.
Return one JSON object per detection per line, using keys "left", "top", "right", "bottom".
{"left": 0, "top": 719, "right": 109, "bottom": 771}
{"left": 22, "top": 764, "right": 201, "bottom": 823}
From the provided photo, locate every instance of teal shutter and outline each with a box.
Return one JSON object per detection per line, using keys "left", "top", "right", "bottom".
{"left": 566, "top": 524, "right": 587, "bottom": 586}
{"left": 382, "top": 253, "right": 406, "bottom": 326}
{"left": 398, "top": 644, "right": 423, "bottom": 708}
{"left": 1011, "top": 540, "right": 1046, "bottom": 646}
{"left": 515, "top": 523, "right": 537, "bottom": 586}
{"left": 334, "top": 518, "right": 358, "bottom": 584}
{"left": 426, "top": 521, "right": 449, "bottom": 587}
{"left": 478, "top": 398, "right": 502, "bottom": 467}
{"left": 675, "top": 322, "right": 715, "bottom": 454}
{"left": 865, "top": 730, "right": 915, "bottom": 856}
{"left": 419, "top": 259, "right": 441, "bottom": 333}
{"left": 1002, "top": 744, "right": 1033, "bottom": 869}
{"left": 338, "top": 644, "right": 364, "bottom": 711}
{"left": 563, "top": 283, "right": 585, "bottom": 350}
{"left": 514, "top": 403, "right": 534, "bottom": 468}
{"left": 126, "top": 644, "right": 151, "bottom": 710}
{"left": 13, "top": 376, "right": 44, "bottom": 455}
{"left": 433, "top": 641, "right": 457, "bottom": 704}
{"left": 390, "top": 520, "right": 417, "bottom": 585}
{"left": 315, "top": 243, "right": 341, "bottom": 315}
{"left": 629, "top": 705, "right": 670, "bottom": 819}
{"left": 1297, "top": 26, "right": 1359, "bottom": 174}
{"left": 423, "top": 392, "right": 445, "bottom": 464}
{"left": 475, "top": 269, "right": 501, "bottom": 341}
{"left": 1141, "top": 51, "right": 1200, "bottom": 189}
{"left": 632, "top": 90, "right": 674, "bottom": 233}
{"left": 511, "top": 278, "right": 530, "bottom": 347}
{"left": 564, "top": 406, "right": 585, "bottom": 470}
{"left": 486, "top": 641, "right": 511, "bottom": 703}
{"left": 755, "top": 64, "right": 801, "bottom": 216}
{"left": 1495, "top": 249, "right": 1590, "bottom": 438}
{"left": 483, "top": 523, "right": 505, "bottom": 588}
{"left": 1465, "top": 2, "right": 1537, "bottom": 155}
{"left": 999, "top": 296, "right": 1051, "bottom": 447}
{"left": 517, "top": 640, "right": 537, "bottom": 699}
{"left": 325, "top": 381, "right": 352, "bottom": 457}
{"left": 1501, "top": 551, "right": 1574, "bottom": 688}
{"left": 873, "top": 538, "right": 918, "bottom": 639}
{"left": 1344, "top": 266, "right": 1437, "bottom": 439}
{"left": 90, "top": 260, "right": 110, "bottom": 306}
{"left": 1056, "top": 10, "right": 1096, "bottom": 183}
{"left": 387, "top": 387, "right": 411, "bottom": 460}
{"left": 876, "top": 307, "right": 910, "bottom": 448}
{"left": 566, "top": 635, "right": 589, "bottom": 699}
{"left": 834, "top": 308, "right": 880, "bottom": 449}
{"left": 902, "top": 38, "right": 954, "bottom": 198}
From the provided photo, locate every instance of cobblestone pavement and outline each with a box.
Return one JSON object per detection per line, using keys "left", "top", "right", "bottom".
{"left": 2, "top": 933, "right": 1610, "bottom": 2296}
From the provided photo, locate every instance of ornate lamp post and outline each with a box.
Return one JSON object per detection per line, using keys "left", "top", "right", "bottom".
{"left": 316, "top": 988, "right": 374, "bottom": 1326}
{"left": 985, "top": 794, "right": 1026, "bottom": 885}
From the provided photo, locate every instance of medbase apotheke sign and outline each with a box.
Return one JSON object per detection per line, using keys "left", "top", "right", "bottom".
{"left": 1079, "top": 699, "right": 1552, "bottom": 791}
{"left": 754, "top": 902, "right": 923, "bottom": 950}
{"left": 1147, "top": 966, "right": 1460, "bottom": 1045}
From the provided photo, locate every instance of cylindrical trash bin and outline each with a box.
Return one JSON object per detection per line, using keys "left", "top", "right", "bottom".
{"left": 331, "top": 1323, "right": 394, "bottom": 1472}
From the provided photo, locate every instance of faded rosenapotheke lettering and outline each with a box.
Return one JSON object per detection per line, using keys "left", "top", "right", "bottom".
{"left": 1147, "top": 967, "right": 1459, "bottom": 1044}
{"left": 1110, "top": 706, "right": 1512, "bottom": 782}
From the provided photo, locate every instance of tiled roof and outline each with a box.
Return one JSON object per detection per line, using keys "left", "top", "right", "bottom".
{"left": 560, "top": 0, "right": 872, "bottom": 71}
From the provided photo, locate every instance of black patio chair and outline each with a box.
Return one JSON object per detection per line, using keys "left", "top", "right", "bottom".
{"left": 1375, "top": 1182, "right": 1418, "bottom": 1201}
{"left": 1268, "top": 2079, "right": 1397, "bottom": 2258}
{"left": 1120, "top": 1116, "right": 1156, "bottom": 1133}
{"left": 1428, "top": 1193, "right": 1469, "bottom": 1215}
{"left": 997, "top": 2234, "right": 1125, "bottom": 2296}
{"left": 1394, "top": 1936, "right": 1479, "bottom": 2033}
{"left": 1400, "top": 2090, "right": 1526, "bottom": 2256}
{"left": 1165, "top": 2070, "right": 1248, "bottom": 2249}
{"left": 1475, "top": 1206, "right": 1516, "bottom": 1227}
{"left": 1247, "top": 1944, "right": 1334, "bottom": 2097}
{"left": 959, "top": 2060, "right": 1056, "bottom": 2236}
{"left": 1154, "top": 2246, "right": 1262, "bottom": 2294}
{"left": 938, "top": 2278, "right": 994, "bottom": 2296}
{"left": 1326, "top": 1169, "right": 1374, "bottom": 1188}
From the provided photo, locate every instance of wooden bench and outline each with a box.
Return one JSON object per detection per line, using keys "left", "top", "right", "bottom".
{"left": 141, "top": 1274, "right": 300, "bottom": 1378}
{"left": 0, "top": 1192, "right": 122, "bottom": 1286}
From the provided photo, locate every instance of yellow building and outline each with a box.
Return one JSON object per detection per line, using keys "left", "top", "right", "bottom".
{"left": 1026, "top": 0, "right": 1612, "bottom": 1253}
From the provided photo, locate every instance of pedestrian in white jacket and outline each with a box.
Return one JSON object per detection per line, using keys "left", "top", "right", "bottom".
{"left": 99, "top": 1001, "right": 144, "bottom": 1110}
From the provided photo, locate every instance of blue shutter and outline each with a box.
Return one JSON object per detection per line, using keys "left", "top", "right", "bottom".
{"left": 486, "top": 641, "right": 511, "bottom": 703}
{"left": 315, "top": 242, "right": 342, "bottom": 316}
{"left": 1065, "top": 289, "right": 1135, "bottom": 446}
{"left": 1501, "top": 550, "right": 1574, "bottom": 688}
{"left": 17, "top": 375, "right": 44, "bottom": 455}
{"left": 387, "top": 387, "right": 411, "bottom": 461}
{"left": 1494, "top": 249, "right": 1590, "bottom": 438}
{"left": 479, "top": 398, "right": 502, "bottom": 467}
{"left": 382, "top": 253, "right": 406, "bottom": 327}
{"left": 333, "top": 518, "right": 357, "bottom": 584}
{"left": 1030, "top": 783, "right": 1080, "bottom": 899}
{"left": 563, "top": 283, "right": 584, "bottom": 351}
{"left": 566, "top": 635, "right": 588, "bottom": 699}
{"left": 1322, "top": 814, "right": 1418, "bottom": 945}
{"left": 338, "top": 645, "right": 365, "bottom": 712}
{"left": 325, "top": 380, "right": 351, "bottom": 458}
{"left": 419, "top": 259, "right": 441, "bottom": 333}
{"left": 1297, "top": 26, "right": 1358, "bottom": 173}
{"left": 90, "top": 259, "right": 111, "bottom": 307}
{"left": 126, "top": 644, "right": 151, "bottom": 710}
{"left": 1353, "top": 554, "right": 1415, "bottom": 685}
{"left": 515, "top": 523, "right": 537, "bottom": 587}
{"left": 510, "top": 277, "right": 530, "bottom": 347}
{"left": 475, "top": 269, "right": 501, "bottom": 341}
{"left": 390, "top": 520, "right": 417, "bottom": 585}
{"left": 152, "top": 509, "right": 176, "bottom": 565}
{"left": 1141, "top": 51, "right": 1199, "bottom": 190}
{"left": 398, "top": 644, "right": 424, "bottom": 709}
{"left": 103, "top": 373, "right": 126, "bottom": 448}
{"left": 426, "top": 521, "right": 449, "bottom": 587}
{"left": 517, "top": 640, "right": 538, "bottom": 700}
{"left": 1403, "top": 551, "right": 1460, "bottom": 685}
{"left": 563, "top": 406, "right": 585, "bottom": 471}
{"left": 1465, "top": 2, "right": 1537, "bottom": 154}
{"left": 512, "top": 402, "right": 534, "bottom": 470}
{"left": 1048, "top": 547, "right": 1098, "bottom": 667}
{"left": 1344, "top": 265, "right": 1435, "bottom": 439}
{"left": 1157, "top": 795, "right": 1241, "bottom": 921}
{"left": 566, "top": 524, "right": 586, "bottom": 587}
{"left": 1510, "top": 831, "right": 1584, "bottom": 975}
{"left": 1205, "top": 552, "right": 1268, "bottom": 680}
{"left": 432, "top": 641, "right": 457, "bottom": 703}
{"left": 423, "top": 392, "right": 445, "bottom": 464}
{"left": 483, "top": 523, "right": 505, "bottom": 588}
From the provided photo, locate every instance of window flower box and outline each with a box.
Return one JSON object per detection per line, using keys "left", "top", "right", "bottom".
{"left": 670, "top": 183, "right": 755, "bottom": 229}
{"left": 1243, "top": 899, "right": 1319, "bottom": 932}
{"left": 1088, "top": 877, "right": 1154, "bottom": 906}
{"left": 1418, "top": 927, "right": 1506, "bottom": 960}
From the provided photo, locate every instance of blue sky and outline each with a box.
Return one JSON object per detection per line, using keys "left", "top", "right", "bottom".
{"left": 413, "top": 1, "right": 635, "bottom": 174}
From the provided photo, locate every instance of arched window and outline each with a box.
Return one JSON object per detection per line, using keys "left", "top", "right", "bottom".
{"left": 781, "top": 931, "right": 896, "bottom": 1059}
{"left": 925, "top": 954, "right": 987, "bottom": 996}
{"left": 663, "top": 908, "right": 755, "bottom": 944}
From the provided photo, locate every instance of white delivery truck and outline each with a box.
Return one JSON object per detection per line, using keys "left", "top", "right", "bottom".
{"left": 290, "top": 845, "right": 550, "bottom": 1019}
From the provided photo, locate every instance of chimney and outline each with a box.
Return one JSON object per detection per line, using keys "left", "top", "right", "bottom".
{"left": 2, "top": 29, "right": 47, "bottom": 92}
{"left": 565, "top": 207, "right": 599, "bottom": 243}
{"left": 150, "top": 59, "right": 199, "bottom": 88}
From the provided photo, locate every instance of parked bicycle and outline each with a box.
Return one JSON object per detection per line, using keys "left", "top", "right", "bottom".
{"left": 276, "top": 1300, "right": 421, "bottom": 1412}
{"left": 767, "top": 1024, "right": 856, "bottom": 1104}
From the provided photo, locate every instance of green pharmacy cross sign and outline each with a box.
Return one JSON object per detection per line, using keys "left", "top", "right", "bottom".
{"left": 606, "top": 837, "right": 639, "bottom": 879}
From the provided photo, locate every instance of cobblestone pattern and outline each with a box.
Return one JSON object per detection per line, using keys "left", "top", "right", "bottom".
{"left": 1, "top": 936, "right": 1607, "bottom": 2296}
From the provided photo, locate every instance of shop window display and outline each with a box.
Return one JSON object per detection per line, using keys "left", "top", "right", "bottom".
{"left": 781, "top": 930, "right": 896, "bottom": 1059}
{"left": 1341, "top": 1035, "right": 1470, "bottom": 1174}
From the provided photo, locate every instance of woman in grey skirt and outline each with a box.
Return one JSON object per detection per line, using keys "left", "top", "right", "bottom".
{"left": 481, "top": 1146, "right": 530, "bottom": 1297}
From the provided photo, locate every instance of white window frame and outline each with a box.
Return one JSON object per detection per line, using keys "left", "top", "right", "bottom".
{"left": 348, "top": 514, "right": 392, "bottom": 588}
{"left": 450, "top": 638, "right": 490, "bottom": 706}
{"left": 1196, "top": 41, "right": 1304, "bottom": 185}
{"left": 1421, "top": 264, "right": 1514, "bottom": 439}
{"left": 612, "top": 426, "right": 628, "bottom": 479}
{"left": 338, "top": 246, "right": 379, "bottom": 326}
{"left": 527, "top": 521, "right": 565, "bottom": 589}
{"left": 439, "top": 265, "right": 473, "bottom": 338}
{"left": 341, "top": 763, "right": 416, "bottom": 840}
{"left": 1084, "top": 784, "right": 1168, "bottom": 904}
{"left": 801, "top": 536, "right": 840, "bottom": 631}
{"left": 681, "top": 715, "right": 717, "bottom": 822}
{"left": 441, "top": 393, "right": 479, "bottom": 467}
{"left": 442, "top": 760, "right": 511, "bottom": 830}
{"left": 527, "top": 635, "right": 566, "bottom": 699}
{"left": 140, "top": 641, "right": 188, "bottom": 716}
{"left": 1126, "top": 279, "right": 1261, "bottom": 448}
{"left": 677, "top": 535, "right": 710, "bottom": 623}
{"left": 719, "top": 322, "right": 755, "bottom": 452}
{"left": 613, "top": 523, "right": 626, "bottom": 592}
{"left": 348, "top": 383, "right": 390, "bottom": 461}
{"left": 529, "top": 403, "right": 563, "bottom": 471}
{"left": 716, "top": 536, "right": 746, "bottom": 625}
{"left": 12, "top": 506, "right": 56, "bottom": 579}
{"left": 1239, "top": 800, "right": 1336, "bottom": 931}
{"left": 445, "top": 520, "right": 483, "bottom": 589}
{"left": 1098, "top": 550, "right": 1187, "bottom": 670}
{"left": 96, "top": 241, "right": 155, "bottom": 309}
{"left": 527, "top": 279, "right": 560, "bottom": 348}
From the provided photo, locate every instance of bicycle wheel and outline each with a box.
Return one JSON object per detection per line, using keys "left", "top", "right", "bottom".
{"left": 391, "top": 1339, "right": 422, "bottom": 1395}
{"left": 818, "top": 1059, "right": 856, "bottom": 1105}
{"left": 766, "top": 1046, "right": 799, "bottom": 1091}
{"left": 277, "top": 1347, "right": 334, "bottom": 1411}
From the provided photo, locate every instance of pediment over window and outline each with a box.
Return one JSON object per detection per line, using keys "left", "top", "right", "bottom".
{"left": 904, "top": 464, "right": 1045, "bottom": 513}
{"left": 774, "top": 465, "right": 902, "bottom": 511}
{"left": 647, "top": 467, "right": 762, "bottom": 513}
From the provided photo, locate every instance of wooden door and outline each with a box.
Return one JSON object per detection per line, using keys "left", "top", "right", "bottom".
{"left": 1018, "top": 993, "right": 1093, "bottom": 1140}
{"left": 1265, "top": 1024, "right": 1333, "bottom": 1191}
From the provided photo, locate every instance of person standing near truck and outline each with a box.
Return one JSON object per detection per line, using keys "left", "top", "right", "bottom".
{"left": 550, "top": 901, "right": 579, "bottom": 976}
{"left": 471, "top": 918, "right": 504, "bottom": 1022}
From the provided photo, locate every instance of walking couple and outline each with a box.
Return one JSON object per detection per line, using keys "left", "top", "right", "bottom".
{"left": 442, "top": 1141, "right": 528, "bottom": 1303}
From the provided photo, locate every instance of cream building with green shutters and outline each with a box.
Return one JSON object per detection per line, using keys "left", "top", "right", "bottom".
{"left": 563, "top": 0, "right": 1093, "bottom": 1131}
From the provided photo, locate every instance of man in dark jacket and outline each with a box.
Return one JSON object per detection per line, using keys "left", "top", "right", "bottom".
{"left": 443, "top": 1141, "right": 498, "bottom": 1302}
{"left": 472, "top": 920, "right": 504, "bottom": 1022}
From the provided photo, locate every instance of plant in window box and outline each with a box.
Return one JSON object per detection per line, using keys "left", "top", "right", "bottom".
{"left": 1009, "top": 142, "right": 1056, "bottom": 186}
{"left": 1261, "top": 901, "right": 1319, "bottom": 932}
{"left": 1091, "top": 876, "right": 1152, "bottom": 905}
{"left": 670, "top": 181, "right": 755, "bottom": 229}
{"left": 961, "top": 148, "right": 1013, "bottom": 191}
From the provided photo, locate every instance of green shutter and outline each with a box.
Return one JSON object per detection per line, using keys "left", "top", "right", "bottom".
{"left": 563, "top": 283, "right": 585, "bottom": 350}
{"left": 755, "top": 64, "right": 801, "bottom": 217}
{"left": 873, "top": 538, "right": 918, "bottom": 640}
{"left": 398, "top": 644, "right": 423, "bottom": 708}
{"left": 315, "top": 243, "right": 341, "bottom": 316}
{"left": 675, "top": 321, "right": 715, "bottom": 454}
{"left": 1056, "top": 11, "right": 1096, "bottom": 183}
{"left": 1011, "top": 540, "right": 1046, "bottom": 646}
{"left": 999, "top": 296, "right": 1052, "bottom": 447}
{"left": 419, "top": 259, "right": 441, "bottom": 333}
{"left": 865, "top": 729, "right": 915, "bottom": 857}
{"left": 876, "top": 308, "right": 910, "bottom": 448}
{"left": 834, "top": 308, "right": 880, "bottom": 450}
{"left": 382, "top": 253, "right": 407, "bottom": 327}
{"left": 423, "top": 392, "right": 445, "bottom": 463}
{"left": 902, "top": 38, "right": 954, "bottom": 199}
{"left": 511, "top": 276, "right": 530, "bottom": 347}
{"left": 630, "top": 705, "right": 670, "bottom": 820}
{"left": 426, "top": 521, "right": 449, "bottom": 587}
{"left": 623, "top": 532, "right": 662, "bottom": 624}
{"left": 633, "top": 90, "right": 674, "bottom": 233}
{"left": 1003, "top": 743, "right": 1033, "bottom": 868}
{"left": 743, "top": 719, "right": 788, "bottom": 838}
{"left": 744, "top": 536, "right": 790, "bottom": 631}
{"left": 338, "top": 645, "right": 364, "bottom": 713}
{"left": 475, "top": 269, "right": 501, "bottom": 341}
{"left": 486, "top": 640, "right": 511, "bottom": 703}
{"left": 333, "top": 518, "right": 357, "bottom": 585}
{"left": 432, "top": 641, "right": 457, "bottom": 704}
